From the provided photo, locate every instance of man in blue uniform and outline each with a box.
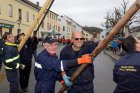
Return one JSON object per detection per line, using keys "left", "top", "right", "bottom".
{"left": 113, "top": 35, "right": 140, "bottom": 93}
{"left": 60, "top": 31, "right": 98, "bottom": 93}
{"left": 17, "top": 33, "right": 33, "bottom": 92}
{"left": 34, "top": 34, "right": 93, "bottom": 93}
{"left": 2, "top": 32, "right": 25, "bottom": 93}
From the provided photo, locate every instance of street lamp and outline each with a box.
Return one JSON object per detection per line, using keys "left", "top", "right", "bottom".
{"left": 17, "top": 19, "right": 21, "bottom": 34}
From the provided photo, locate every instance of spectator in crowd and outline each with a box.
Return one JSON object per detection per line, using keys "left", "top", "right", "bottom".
{"left": 112, "top": 39, "right": 118, "bottom": 54}
{"left": 17, "top": 33, "right": 33, "bottom": 92}
{"left": 32, "top": 33, "right": 39, "bottom": 61}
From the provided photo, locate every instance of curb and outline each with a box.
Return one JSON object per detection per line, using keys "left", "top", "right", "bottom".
{"left": 103, "top": 50, "right": 118, "bottom": 61}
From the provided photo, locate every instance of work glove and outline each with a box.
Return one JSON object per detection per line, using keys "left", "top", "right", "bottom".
{"left": 19, "top": 64, "right": 26, "bottom": 69}
{"left": 62, "top": 74, "right": 73, "bottom": 87}
{"left": 78, "top": 54, "right": 94, "bottom": 64}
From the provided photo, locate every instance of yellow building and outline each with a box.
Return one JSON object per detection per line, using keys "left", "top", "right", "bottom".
{"left": 0, "top": 0, "right": 42, "bottom": 38}
{"left": 0, "top": 0, "right": 60, "bottom": 39}
{"left": 40, "top": 10, "right": 60, "bottom": 39}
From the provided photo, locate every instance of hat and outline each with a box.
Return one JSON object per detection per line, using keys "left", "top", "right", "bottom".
{"left": 43, "top": 34, "right": 58, "bottom": 43}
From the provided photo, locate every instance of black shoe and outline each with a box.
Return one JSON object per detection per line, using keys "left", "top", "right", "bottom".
{"left": 23, "top": 88, "right": 28, "bottom": 92}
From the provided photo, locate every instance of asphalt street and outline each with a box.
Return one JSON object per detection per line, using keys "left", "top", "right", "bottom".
{"left": 0, "top": 45, "right": 116, "bottom": 93}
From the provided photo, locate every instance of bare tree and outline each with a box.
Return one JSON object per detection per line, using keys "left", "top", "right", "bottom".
{"left": 104, "top": 0, "right": 140, "bottom": 34}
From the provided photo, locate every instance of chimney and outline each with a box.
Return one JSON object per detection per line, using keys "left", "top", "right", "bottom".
{"left": 36, "top": 2, "right": 39, "bottom": 6}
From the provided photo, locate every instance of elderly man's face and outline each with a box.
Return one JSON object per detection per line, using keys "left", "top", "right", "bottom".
{"left": 43, "top": 42, "right": 58, "bottom": 55}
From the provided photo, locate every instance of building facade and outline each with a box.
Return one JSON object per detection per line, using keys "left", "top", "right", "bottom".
{"left": 0, "top": 0, "right": 94, "bottom": 41}
{"left": 0, "top": 0, "right": 41, "bottom": 37}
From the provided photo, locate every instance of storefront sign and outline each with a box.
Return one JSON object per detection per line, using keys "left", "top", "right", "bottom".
{"left": 0, "top": 23, "right": 14, "bottom": 28}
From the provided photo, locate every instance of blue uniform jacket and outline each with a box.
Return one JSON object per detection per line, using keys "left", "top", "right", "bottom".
{"left": 34, "top": 49, "right": 79, "bottom": 93}
{"left": 113, "top": 51, "right": 140, "bottom": 93}
{"left": 60, "top": 42, "right": 98, "bottom": 92}
{"left": 19, "top": 38, "right": 33, "bottom": 64}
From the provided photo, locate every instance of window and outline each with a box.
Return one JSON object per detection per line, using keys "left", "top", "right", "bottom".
{"left": 17, "top": 29, "right": 21, "bottom": 34}
{"left": 52, "top": 14, "right": 53, "bottom": 19}
{"left": 0, "top": 1, "right": 1, "bottom": 14}
{"left": 8, "top": 4, "right": 13, "bottom": 17}
{"left": 0, "top": 27, "right": 2, "bottom": 37}
{"left": 9, "top": 28, "right": 12, "bottom": 33}
{"left": 18, "top": 9, "right": 22, "bottom": 20}
{"left": 47, "top": 23, "right": 49, "bottom": 29}
{"left": 50, "top": 13, "right": 51, "bottom": 18}
{"left": 33, "top": 14, "right": 35, "bottom": 21}
{"left": 49, "top": 24, "right": 51, "bottom": 29}
{"left": 41, "top": 21, "right": 44, "bottom": 28}
{"left": 63, "top": 26, "right": 65, "bottom": 31}
{"left": 58, "top": 26, "right": 60, "bottom": 32}
{"left": 26, "top": 12, "right": 29, "bottom": 22}
{"left": 53, "top": 25, "right": 55, "bottom": 30}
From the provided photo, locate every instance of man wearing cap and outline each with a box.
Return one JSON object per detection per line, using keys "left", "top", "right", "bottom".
{"left": 113, "top": 35, "right": 140, "bottom": 93}
{"left": 34, "top": 34, "right": 93, "bottom": 93}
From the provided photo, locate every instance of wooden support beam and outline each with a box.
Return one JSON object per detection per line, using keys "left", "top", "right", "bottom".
{"left": 136, "top": 0, "right": 140, "bottom": 7}
{"left": 18, "top": 0, "right": 53, "bottom": 51}
{"left": 57, "top": 0, "right": 140, "bottom": 93}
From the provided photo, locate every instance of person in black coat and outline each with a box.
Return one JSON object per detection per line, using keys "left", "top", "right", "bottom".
{"left": 60, "top": 31, "right": 98, "bottom": 93}
{"left": 17, "top": 33, "right": 33, "bottom": 92}
{"left": 32, "top": 33, "right": 39, "bottom": 61}
{"left": 113, "top": 35, "right": 140, "bottom": 93}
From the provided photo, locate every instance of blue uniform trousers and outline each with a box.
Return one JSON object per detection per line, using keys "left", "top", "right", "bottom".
{"left": 6, "top": 70, "right": 19, "bottom": 93}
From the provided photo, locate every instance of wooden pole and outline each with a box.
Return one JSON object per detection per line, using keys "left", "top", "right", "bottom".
{"left": 0, "top": 0, "right": 54, "bottom": 84}
{"left": 57, "top": 0, "right": 140, "bottom": 93}
{"left": 137, "top": 0, "right": 140, "bottom": 6}
{"left": 18, "top": 0, "right": 53, "bottom": 51}
{"left": 35, "top": 0, "right": 54, "bottom": 33}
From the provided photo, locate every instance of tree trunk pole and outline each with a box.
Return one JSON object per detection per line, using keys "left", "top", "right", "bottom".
{"left": 18, "top": 0, "right": 53, "bottom": 51}
{"left": 57, "top": 1, "right": 140, "bottom": 93}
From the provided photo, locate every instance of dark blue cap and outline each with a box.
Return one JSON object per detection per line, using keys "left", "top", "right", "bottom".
{"left": 43, "top": 34, "right": 57, "bottom": 43}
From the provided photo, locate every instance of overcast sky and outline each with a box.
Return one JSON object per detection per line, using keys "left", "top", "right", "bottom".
{"left": 30, "top": 0, "right": 135, "bottom": 28}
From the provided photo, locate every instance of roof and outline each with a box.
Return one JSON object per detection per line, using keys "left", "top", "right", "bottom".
{"left": 22, "top": 0, "right": 41, "bottom": 10}
{"left": 22, "top": 0, "right": 59, "bottom": 16}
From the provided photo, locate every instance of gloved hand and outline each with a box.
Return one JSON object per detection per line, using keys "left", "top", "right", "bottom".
{"left": 78, "top": 54, "right": 93, "bottom": 64}
{"left": 59, "top": 80, "right": 64, "bottom": 85}
{"left": 19, "top": 64, "right": 26, "bottom": 69}
{"left": 62, "top": 74, "right": 73, "bottom": 87}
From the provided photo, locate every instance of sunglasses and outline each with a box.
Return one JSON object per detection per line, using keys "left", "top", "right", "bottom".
{"left": 74, "top": 38, "right": 85, "bottom": 41}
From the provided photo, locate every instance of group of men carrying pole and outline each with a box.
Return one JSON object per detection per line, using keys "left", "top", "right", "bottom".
{"left": 0, "top": 0, "right": 140, "bottom": 93}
